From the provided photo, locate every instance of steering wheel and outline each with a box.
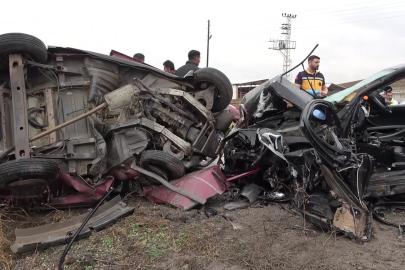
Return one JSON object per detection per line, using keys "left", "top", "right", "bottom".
{"left": 368, "top": 90, "right": 392, "bottom": 113}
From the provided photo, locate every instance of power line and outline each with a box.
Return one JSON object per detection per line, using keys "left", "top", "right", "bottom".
{"left": 315, "top": 4, "right": 405, "bottom": 18}
{"left": 239, "top": 0, "right": 403, "bottom": 25}
{"left": 290, "top": 13, "right": 405, "bottom": 31}
{"left": 303, "top": 0, "right": 388, "bottom": 12}
{"left": 218, "top": 12, "right": 404, "bottom": 37}
{"left": 312, "top": 0, "right": 405, "bottom": 15}
{"left": 247, "top": 6, "right": 405, "bottom": 27}
{"left": 269, "top": 14, "right": 297, "bottom": 81}
{"left": 206, "top": 20, "right": 212, "bottom": 67}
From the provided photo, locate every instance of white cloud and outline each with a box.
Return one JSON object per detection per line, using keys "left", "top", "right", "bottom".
{"left": 1, "top": 0, "right": 404, "bottom": 83}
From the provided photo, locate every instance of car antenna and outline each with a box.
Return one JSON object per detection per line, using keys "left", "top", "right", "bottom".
{"left": 279, "top": 44, "right": 320, "bottom": 99}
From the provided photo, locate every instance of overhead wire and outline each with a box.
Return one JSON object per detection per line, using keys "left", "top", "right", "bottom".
{"left": 306, "top": 0, "right": 405, "bottom": 15}
{"left": 240, "top": 0, "right": 402, "bottom": 24}
{"left": 246, "top": 3, "right": 405, "bottom": 27}
{"left": 216, "top": 12, "right": 405, "bottom": 37}
{"left": 217, "top": 0, "right": 404, "bottom": 35}
{"left": 303, "top": 0, "right": 388, "bottom": 12}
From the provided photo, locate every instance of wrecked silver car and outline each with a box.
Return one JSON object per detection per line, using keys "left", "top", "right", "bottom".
{"left": 0, "top": 33, "right": 235, "bottom": 209}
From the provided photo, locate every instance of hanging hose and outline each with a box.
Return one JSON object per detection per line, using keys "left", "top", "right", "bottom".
{"left": 368, "top": 128, "right": 405, "bottom": 140}
{"left": 58, "top": 187, "right": 114, "bottom": 270}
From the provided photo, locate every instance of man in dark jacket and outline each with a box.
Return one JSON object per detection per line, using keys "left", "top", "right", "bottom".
{"left": 175, "top": 50, "right": 200, "bottom": 77}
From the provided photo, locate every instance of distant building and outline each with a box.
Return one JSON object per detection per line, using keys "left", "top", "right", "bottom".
{"left": 337, "top": 80, "right": 362, "bottom": 89}
{"left": 334, "top": 79, "right": 405, "bottom": 103}
{"left": 325, "top": 83, "right": 345, "bottom": 95}
{"left": 390, "top": 80, "right": 405, "bottom": 102}
{"left": 231, "top": 79, "right": 268, "bottom": 109}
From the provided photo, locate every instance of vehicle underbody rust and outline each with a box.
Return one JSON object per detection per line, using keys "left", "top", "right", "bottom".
{"left": 0, "top": 32, "right": 236, "bottom": 254}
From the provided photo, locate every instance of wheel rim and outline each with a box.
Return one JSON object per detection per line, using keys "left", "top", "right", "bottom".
{"left": 143, "top": 165, "right": 169, "bottom": 183}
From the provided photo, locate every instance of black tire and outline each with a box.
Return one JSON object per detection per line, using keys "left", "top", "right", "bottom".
{"left": 193, "top": 67, "right": 233, "bottom": 113}
{"left": 140, "top": 150, "right": 185, "bottom": 180}
{"left": 0, "top": 158, "right": 60, "bottom": 188}
{"left": 0, "top": 33, "right": 47, "bottom": 69}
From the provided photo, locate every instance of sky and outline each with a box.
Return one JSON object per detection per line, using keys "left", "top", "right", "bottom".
{"left": 1, "top": 0, "right": 405, "bottom": 84}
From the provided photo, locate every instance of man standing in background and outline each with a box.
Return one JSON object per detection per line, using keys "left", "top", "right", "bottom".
{"left": 175, "top": 50, "right": 200, "bottom": 77}
{"left": 294, "top": 55, "right": 328, "bottom": 97}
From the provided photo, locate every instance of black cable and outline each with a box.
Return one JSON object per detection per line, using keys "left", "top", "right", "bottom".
{"left": 299, "top": 99, "right": 352, "bottom": 168}
{"left": 372, "top": 201, "right": 405, "bottom": 228}
{"left": 368, "top": 128, "right": 405, "bottom": 140}
{"left": 280, "top": 44, "right": 318, "bottom": 78}
{"left": 58, "top": 187, "right": 114, "bottom": 270}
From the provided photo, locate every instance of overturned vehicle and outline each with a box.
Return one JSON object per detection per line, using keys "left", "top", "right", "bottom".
{"left": 0, "top": 33, "right": 236, "bottom": 209}
{"left": 221, "top": 62, "right": 405, "bottom": 240}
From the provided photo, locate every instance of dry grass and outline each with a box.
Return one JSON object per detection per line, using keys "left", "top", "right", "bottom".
{"left": 0, "top": 203, "right": 87, "bottom": 270}
{"left": 2, "top": 197, "right": 405, "bottom": 270}
{"left": 0, "top": 207, "right": 14, "bottom": 270}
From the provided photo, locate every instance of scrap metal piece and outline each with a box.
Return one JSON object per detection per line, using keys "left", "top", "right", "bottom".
{"left": 104, "top": 84, "right": 141, "bottom": 110}
{"left": 240, "top": 183, "right": 263, "bottom": 204}
{"left": 0, "top": 84, "right": 11, "bottom": 151}
{"left": 10, "top": 195, "right": 134, "bottom": 253}
{"left": 320, "top": 165, "right": 366, "bottom": 214}
{"left": 193, "top": 86, "right": 215, "bottom": 110}
{"left": 270, "top": 78, "right": 313, "bottom": 110}
{"left": 144, "top": 165, "right": 228, "bottom": 211}
{"left": 364, "top": 170, "right": 405, "bottom": 199}
{"left": 257, "top": 128, "right": 287, "bottom": 163}
{"left": 253, "top": 87, "right": 272, "bottom": 119}
{"left": 109, "top": 117, "right": 192, "bottom": 155}
{"left": 224, "top": 201, "right": 250, "bottom": 211}
{"left": 333, "top": 201, "right": 368, "bottom": 240}
{"left": 155, "top": 88, "right": 214, "bottom": 121}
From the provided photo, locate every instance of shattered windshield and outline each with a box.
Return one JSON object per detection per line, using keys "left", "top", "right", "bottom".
{"left": 325, "top": 69, "right": 395, "bottom": 103}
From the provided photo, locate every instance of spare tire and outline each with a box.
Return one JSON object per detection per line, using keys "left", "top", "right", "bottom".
{"left": 140, "top": 150, "right": 185, "bottom": 180}
{"left": 193, "top": 67, "right": 233, "bottom": 113}
{"left": 0, "top": 158, "right": 60, "bottom": 188}
{"left": 0, "top": 33, "right": 47, "bottom": 69}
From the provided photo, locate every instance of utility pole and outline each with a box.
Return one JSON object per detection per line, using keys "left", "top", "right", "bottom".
{"left": 269, "top": 13, "right": 297, "bottom": 81}
{"left": 206, "top": 20, "right": 212, "bottom": 67}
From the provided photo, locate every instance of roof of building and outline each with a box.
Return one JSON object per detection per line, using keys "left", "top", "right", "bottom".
{"left": 328, "top": 83, "right": 345, "bottom": 91}
{"left": 337, "top": 80, "right": 363, "bottom": 89}
{"left": 232, "top": 79, "right": 268, "bottom": 86}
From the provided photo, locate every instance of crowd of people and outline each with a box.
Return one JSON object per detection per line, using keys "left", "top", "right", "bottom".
{"left": 131, "top": 51, "right": 398, "bottom": 105}
{"left": 132, "top": 50, "right": 201, "bottom": 77}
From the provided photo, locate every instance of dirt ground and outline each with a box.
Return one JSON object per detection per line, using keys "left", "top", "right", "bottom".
{"left": 1, "top": 195, "right": 405, "bottom": 270}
